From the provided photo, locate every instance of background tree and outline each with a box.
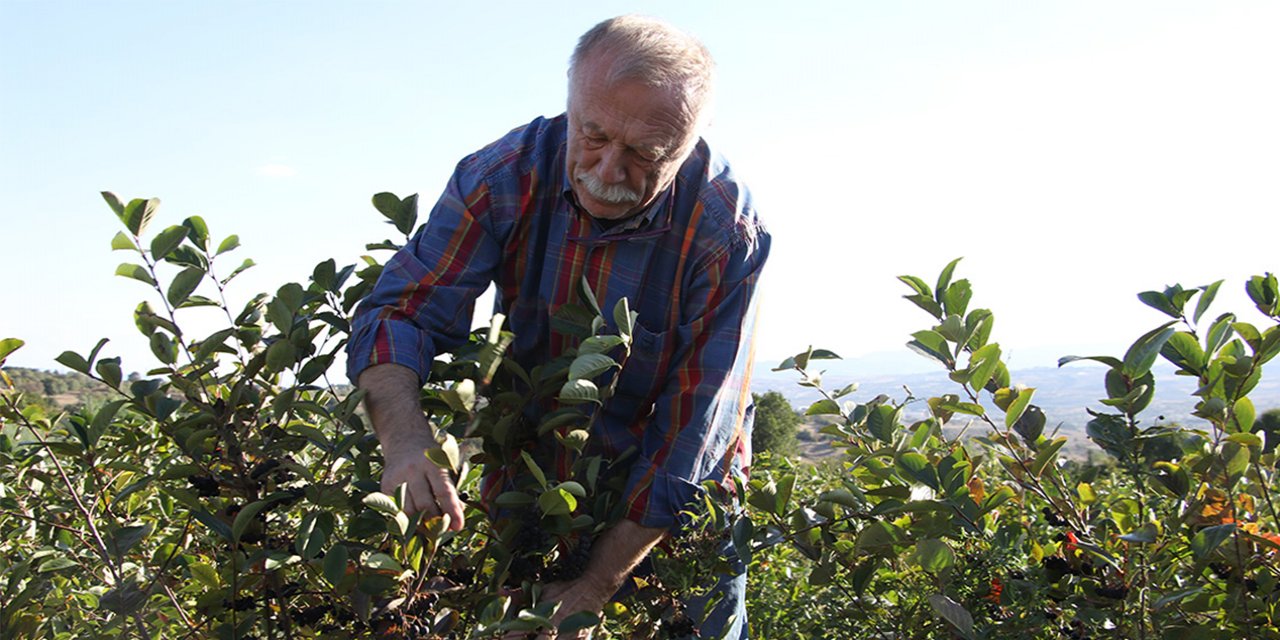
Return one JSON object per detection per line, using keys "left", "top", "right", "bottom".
{"left": 752, "top": 390, "right": 800, "bottom": 458}
{"left": 1261, "top": 407, "right": 1280, "bottom": 452}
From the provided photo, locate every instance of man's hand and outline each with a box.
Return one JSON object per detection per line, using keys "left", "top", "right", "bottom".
{"left": 379, "top": 430, "right": 465, "bottom": 526}
{"left": 538, "top": 575, "right": 613, "bottom": 639}
{"left": 516, "top": 519, "right": 667, "bottom": 638}
{"left": 357, "top": 363, "right": 465, "bottom": 530}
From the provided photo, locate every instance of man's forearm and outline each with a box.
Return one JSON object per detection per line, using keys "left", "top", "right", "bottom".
{"left": 581, "top": 519, "right": 666, "bottom": 596}
{"left": 357, "top": 363, "right": 430, "bottom": 445}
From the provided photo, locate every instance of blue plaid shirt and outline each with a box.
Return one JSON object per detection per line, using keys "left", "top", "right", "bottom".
{"left": 347, "top": 114, "right": 769, "bottom": 530}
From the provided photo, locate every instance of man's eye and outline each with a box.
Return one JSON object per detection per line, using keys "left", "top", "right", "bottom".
{"left": 584, "top": 136, "right": 607, "bottom": 148}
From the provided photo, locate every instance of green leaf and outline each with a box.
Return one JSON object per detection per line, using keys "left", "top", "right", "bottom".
{"left": 915, "top": 539, "right": 954, "bottom": 574}
{"left": 775, "top": 473, "right": 796, "bottom": 516}
{"left": 898, "top": 274, "right": 931, "bottom": 298}
{"left": 1004, "top": 387, "right": 1035, "bottom": 428}
{"left": 806, "top": 399, "right": 841, "bottom": 416}
{"left": 149, "top": 225, "right": 187, "bottom": 260}
{"left": 193, "top": 510, "right": 233, "bottom": 542}
{"left": 0, "top": 337, "right": 24, "bottom": 363}
{"left": 819, "top": 488, "right": 860, "bottom": 509}
{"left": 1031, "top": 437, "right": 1067, "bottom": 477}
{"left": 1193, "top": 280, "right": 1223, "bottom": 325}
{"left": 166, "top": 266, "right": 205, "bottom": 307}
{"left": 942, "top": 279, "right": 972, "bottom": 318}
{"left": 121, "top": 197, "right": 161, "bottom": 236}
{"left": 980, "top": 485, "right": 1015, "bottom": 514}
{"left": 1205, "top": 313, "right": 1236, "bottom": 356}
{"left": 372, "top": 192, "right": 419, "bottom": 237}
{"left": 928, "top": 594, "right": 975, "bottom": 640}
{"left": 102, "top": 191, "right": 126, "bottom": 216}
{"left": 866, "top": 404, "right": 899, "bottom": 444}
{"left": 38, "top": 557, "right": 78, "bottom": 573}
{"left": 182, "top": 215, "right": 209, "bottom": 249}
{"left": 578, "top": 335, "right": 624, "bottom": 356}
{"left": 106, "top": 523, "right": 153, "bottom": 559}
{"left": 188, "top": 562, "right": 220, "bottom": 588}
{"left": 1234, "top": 397, "right": 1256, "bottom": 433}
{"left": 110, "top": 231, "right": 137, "bottom": 251}
{"left": 265, "top": 340, "right": 297, "bottom": 372}
{"left": 937, "top": 314, "right": 965, "bottom": 343}
{"left": 1246, "top": 273, "right": 1279, "bottom": 316}
{"left": 904, "top": 294, "right": 944, "bottom": 319}
{"left": 1013, "top": 405, "right": 1046, "bottom": 444}
{"left": 935, "top": 258, "right": 962, "bottom": 302}
{"left": 521, "top": 451, "right": 548, "bottom": 489}
{"left": 907, "top": 330, "right": 954, "bottom": 369}
{"left": 222, "top": 258, "right": 256, "bottom": 285}
{"left": 1122, "top": 324, "right": 1176, "bottom": 378}
{"left": 430, "top": 433, "right": 461, "bottom": 474}
{"left": 967, "top": 343, "right": 1001, "bottom": 392}
{"left": 1223, "top": 442, "right": 1250, "bottom": 484}
{"left": 1160, "top": 331, "right": 1206, "bottom": 375}
{"left": 558, "top": 379, "right": 600, "bottom": 405}
{"left": 372, "top": 192, "right": 403, "bottom": 223}
{"left": 194, "top": 328, "right": 236, "bottom": 361}
{"left": 613, "top": 297, "right": 636, "bottom": 338}
{"left": 362, "top": 492, "right": 399, "bottom": 515}
{"left": 568, "top": 352, "right": 617, "bottom": 381}
{"left": 1076, "top": 481, "right": 1097, "bottom": 505}
{"left": 1137, "top": 290, "right": 1180, "bottom": 319}
{"left": 55, "top": 350, "right": 91, "bottom": 374}
{"left": 495, "top": 491, "right": 535, "bottom": 508}
{"left": 554, "top": 429, "right": 591, "bottom": 452}
{"left": 897, "top": 452, "right": 939, "bottom": 490}
{"left": 538, "top": 487, "right": 577, "bottom": 516}
{"left": 1119, "top": 523, "right": 1158, "bottom": 544}
{"left": 232, "top": 498, "right": 274, "bottom": 543}
{"left": 578, "top": 276, "right": 603, "bottom": 317}
{"left": 1191, "top": 523, "right": 1236, "bottom": 560}
{"left": 216, "top": 234, "right": 240, "bottom": 256}
{"left": 364, "top": 552, "right": 402, "bottom": 572}
{"left": 1257, "top": 326, "right": 1280, "bottom": 365}
{"left": 963, "top": 309, "right": 993, "bottom": 351}
{"left": 115, "top": 263, "right": 156, "bottom": 286}
{"left": 1058, "top": 354, "right": 1123, "bottom": 369}
{"left": 558, "top": 612, "right": 600, "bottom": 635}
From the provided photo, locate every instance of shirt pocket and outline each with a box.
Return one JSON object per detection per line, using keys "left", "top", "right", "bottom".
{"left": 614, "top": 321, "right": 674, "bottom": 407}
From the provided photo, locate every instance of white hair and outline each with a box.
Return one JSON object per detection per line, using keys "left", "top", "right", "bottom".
{"left": 568, "top": 15, "right": 715, "bottom": 129}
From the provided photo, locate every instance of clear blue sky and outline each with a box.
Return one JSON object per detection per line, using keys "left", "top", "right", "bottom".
{"left": 3, "top": 1, "right": 1278, "bottom": 376}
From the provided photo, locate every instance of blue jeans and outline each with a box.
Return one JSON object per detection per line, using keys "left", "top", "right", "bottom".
{"left": 622, "top": 538, "right": 748, "bottom": 639}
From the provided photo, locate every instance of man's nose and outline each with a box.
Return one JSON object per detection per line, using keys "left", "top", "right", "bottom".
{"left": 595, "top": 144, "right": 628, "bottom": 184}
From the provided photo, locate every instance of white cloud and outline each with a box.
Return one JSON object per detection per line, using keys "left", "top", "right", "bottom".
{"left": 255, "top": 163, "right": 298, "bottom": 178}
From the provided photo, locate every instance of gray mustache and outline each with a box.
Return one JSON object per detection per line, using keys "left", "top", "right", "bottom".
{"left": 575, "top": 171, "right": 641, "bottom": 205}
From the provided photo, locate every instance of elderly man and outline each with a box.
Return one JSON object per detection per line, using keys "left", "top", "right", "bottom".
{"left": 347, "top": 15, "right": 768, "bottom": 638}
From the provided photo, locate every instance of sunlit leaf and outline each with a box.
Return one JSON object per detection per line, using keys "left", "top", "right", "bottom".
{"left": 216, "top": 234, "right": 241, "bottom": 256}
{"left": 928, "top": 594, "right": 975, "bottom": 640}
{"left": 0, "top": 337, "right": 24, "bottom": 363}
{"left": 150, "top": 225, "right": 187, "bottom": 261}
{"left": 569, "top": 352, "right": 617, "bottom": 381}
{"left": 558, "top": 379, "right": 600, "bottom": 405}
{"left": 115, "top": 263, "right": 156, "bottom": 286}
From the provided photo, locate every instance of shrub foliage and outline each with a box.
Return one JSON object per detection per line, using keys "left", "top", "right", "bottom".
{"left": 1, "top": 196, "right": 1279, "bottom": 639}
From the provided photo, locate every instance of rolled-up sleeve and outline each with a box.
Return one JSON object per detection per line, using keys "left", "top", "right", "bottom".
{"left": 620, "top": 225, "right": 770, "bottom": 531}
{"left": 346, "top": 155, "right": 502, "bottom": 385}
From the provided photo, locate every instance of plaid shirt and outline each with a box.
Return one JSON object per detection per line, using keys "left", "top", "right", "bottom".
{"left": 347, "top": 114, "right": 769, "bottom": 530}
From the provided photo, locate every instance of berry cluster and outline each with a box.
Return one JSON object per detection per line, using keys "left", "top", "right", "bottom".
{"left": 545, "top": 534, "right": 594, "bottom": 583}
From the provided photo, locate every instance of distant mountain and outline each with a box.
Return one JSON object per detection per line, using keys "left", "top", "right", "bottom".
{"left": 753, "top": 353, "right": 1280, "bottom": 457}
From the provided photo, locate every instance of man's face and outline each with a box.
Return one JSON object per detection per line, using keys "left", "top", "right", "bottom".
{"left": 566, "top": 59, "right": 698, "bottom": 220}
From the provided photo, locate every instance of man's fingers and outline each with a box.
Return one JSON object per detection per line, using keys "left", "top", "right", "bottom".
{"left": 424, "top": 464, "right": 466, "bottom": 530}
{"left": 405, "top": 473, "right": 442, "bottom": 518}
